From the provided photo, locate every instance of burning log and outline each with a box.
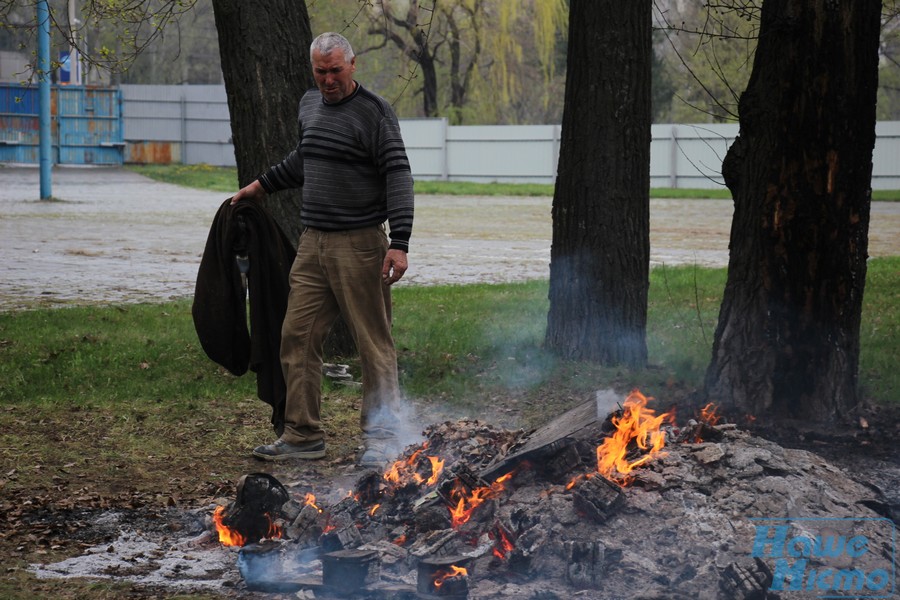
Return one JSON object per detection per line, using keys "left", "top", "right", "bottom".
{"left": 319, "top": 517, "right": 363, "bottom": 553}
{"left": 570, "top": 474, "right": 625, "bottom": 523}
{"left": 322, "top": 549, "right": 381, "bottom": 594}
{"left": 417, "top": 556, "right": 471, "bottom": 599}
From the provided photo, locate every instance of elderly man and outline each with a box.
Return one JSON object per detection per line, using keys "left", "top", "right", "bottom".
{"left": 230, "top": 32, "right": 414, "bottom": 467}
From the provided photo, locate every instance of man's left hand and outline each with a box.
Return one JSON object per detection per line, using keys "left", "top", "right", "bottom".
{"left": 382, "top": 249, "right": 408, "bottom": 285}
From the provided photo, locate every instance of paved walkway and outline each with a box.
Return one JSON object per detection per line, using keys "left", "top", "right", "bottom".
{"left": 2, "top": 165, "right": 898, "bottom": 310}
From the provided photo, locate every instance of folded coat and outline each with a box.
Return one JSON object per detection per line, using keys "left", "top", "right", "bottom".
{"left": 192, "top": 198, "right": 295, "bottom": 431}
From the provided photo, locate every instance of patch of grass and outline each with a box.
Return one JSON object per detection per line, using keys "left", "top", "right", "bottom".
{"left": 0, "top": 301, "right": 253, "bottom": 406}
{"left": 128, "top": 164, "right": 239, "bottom": 193}
{"left": 390, "top": 259, "right": 896, "bottom": 413}
{"left": 859, "top": 256, "right": 900, "bottom": 402}
{"left": 123, "top": 164, "right": 900, "bottom": 200}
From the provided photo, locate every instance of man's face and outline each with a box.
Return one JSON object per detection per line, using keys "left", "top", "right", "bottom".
{"left": 312, "top": 48, "right": 356, "bottom": 103}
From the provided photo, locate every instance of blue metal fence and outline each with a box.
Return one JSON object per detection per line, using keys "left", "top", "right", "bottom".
{"left": 0, "top": 83, "right": 124, "bottom": 165}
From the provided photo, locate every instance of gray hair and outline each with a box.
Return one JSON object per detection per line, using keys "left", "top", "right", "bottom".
{"left": 310, "top": 32, "right": 355, "bottom": 62}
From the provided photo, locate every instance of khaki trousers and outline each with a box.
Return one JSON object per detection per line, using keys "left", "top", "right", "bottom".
{"left": 279, "top": 226, "right": 400, "bottom": 444}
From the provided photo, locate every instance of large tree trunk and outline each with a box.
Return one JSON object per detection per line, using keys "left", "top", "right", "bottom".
{"left": 544, "top": 0, "right": 651, "bottom": 367}
{"left": 212, "top": 1, "right": 355, "bottom": 356}
{"left": 211, "top": 0, "right": 312, "bottom": 247}
{"left": 704, "top": 0, "right": 881, "bottom": 422}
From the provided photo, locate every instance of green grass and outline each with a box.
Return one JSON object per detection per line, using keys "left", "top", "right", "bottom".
{"left": 0, "top": 302, "right": 254, "bottom": 406}
{"left": 2, "top": 259, "right": 896, "bottom": 411}
{"left": 129, "top": 164, "right": 900, "bottom": 200}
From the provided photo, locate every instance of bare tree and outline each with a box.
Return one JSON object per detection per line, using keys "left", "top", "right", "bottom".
{"left": 361, "top": 0, "right": 566, "bottom": 124}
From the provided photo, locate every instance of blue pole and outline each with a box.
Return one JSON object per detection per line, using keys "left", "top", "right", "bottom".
{"left": 38, "top": 0, "right": 52, "bottom": 199}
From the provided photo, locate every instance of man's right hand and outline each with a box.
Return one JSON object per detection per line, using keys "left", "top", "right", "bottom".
{"left": 230, "top": 180, "right": 266, "bottom": 205}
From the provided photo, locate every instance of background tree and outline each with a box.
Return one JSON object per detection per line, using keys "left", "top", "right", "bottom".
{"left": 360, "top": 0, "right": 567, "bottom": 124}
{"left": 879, "top": 4, "right": 900, "bottom": 120}
{"left": 704, "top": 0, "right": 882, "bottom": 421}
{"left": 116, "top": 0, "right": 221, "bottom": 84}
{"left": 545, "top": 0, "right": 652, "bottom": 367}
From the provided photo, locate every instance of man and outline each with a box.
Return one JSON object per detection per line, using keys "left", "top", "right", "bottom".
{"left": 230, "top": 32, "right": 414, "bottom": 468}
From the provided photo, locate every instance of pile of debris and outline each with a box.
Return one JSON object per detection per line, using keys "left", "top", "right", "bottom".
{"left": 208, "top": 390, "right": 896, "bottom": 599}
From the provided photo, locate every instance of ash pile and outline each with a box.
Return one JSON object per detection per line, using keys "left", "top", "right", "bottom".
{"left": 213, "top": 390, "right": 897, "bottom": 599}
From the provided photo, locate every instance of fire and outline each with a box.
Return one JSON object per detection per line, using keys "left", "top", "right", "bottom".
{"left": 448, "top": 472, "right": 514, "bottom": 528}
{"left": 384, "top": 442, "right": 445, "bottom": 488}
{"left": 212, "top": 505, "right": 246, "bottom": 547}
{"left": 370, "top": 503, "right": 381, "bottom": 516}
{"left": 433, "top": 564, "right": 468, "bottom": 588}
{"left": 490, "top": 522, "right": 515, "bottom": 559}
{"left": 595, "top": 389, "right": 671, "bottom": 486}
{"left": 565, "top": 472, "right": 594, "bottom": 491}
{"left": 266, "top": 514, "right": 283, "bottom": 539}
{"left": 393, "top": 534, "right": 407, "bottom": 546}
{"left": 211, "top": 506, "right": 282, "bottom": 547}
{"left": 304, "top": 492, "right": 323, "bottom": 513}
{"left": 699, "top": 402, "right": 721, "bottom": 426}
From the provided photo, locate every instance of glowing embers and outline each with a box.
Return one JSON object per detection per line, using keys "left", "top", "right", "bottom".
{"left": 446, "top": 471, "right": 514, "bottom": 528}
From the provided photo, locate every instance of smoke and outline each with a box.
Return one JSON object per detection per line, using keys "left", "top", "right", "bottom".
{"left": 364, "top": 393, "right": 426, "bottom": 461}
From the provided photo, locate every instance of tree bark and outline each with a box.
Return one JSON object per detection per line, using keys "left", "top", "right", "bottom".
{"left": 212, "top": 0, "right": 355, "bottom": 356}
{"left": 545, "top": 0, "right": 652, "bottom": 367}
{"left": 211, "top": 0, "right": 312, "bottom": 247}
{"left": 704, "top": 0, "right": 881, "bottom": 422}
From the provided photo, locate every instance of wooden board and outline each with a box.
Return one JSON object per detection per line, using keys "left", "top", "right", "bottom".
{"left": 480, "top": 390, "right": 621, "bottom": 480}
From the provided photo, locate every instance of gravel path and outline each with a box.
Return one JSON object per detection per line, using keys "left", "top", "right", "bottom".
{"left": 2, "top": 165, "right": 898, "bottom": 310}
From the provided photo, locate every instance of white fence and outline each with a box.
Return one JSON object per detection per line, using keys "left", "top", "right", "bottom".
{"left": 120, "top": 85, "right": 900, "bottom": 190}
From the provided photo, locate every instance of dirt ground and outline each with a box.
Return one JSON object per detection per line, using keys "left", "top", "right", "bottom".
{"left": 3, "top": 165, "right": 899, "bottom": 311}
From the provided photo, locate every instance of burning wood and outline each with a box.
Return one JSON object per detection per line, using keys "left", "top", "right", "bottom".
{"left": 570, "top": 473, "right": 626, "bottom": 523}
{"left": 384, "top": 441, "right": 445, "bottom": 489}
{"left": 594, "top": 389, "right": 672, "bottom": 486}
{"left": 202, "top": 391, "right": 888, "bottom": 598}
{"left": 418, "top": 556, "right": 471, "bottom": 599}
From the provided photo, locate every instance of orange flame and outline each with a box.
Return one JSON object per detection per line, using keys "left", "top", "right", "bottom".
{"left": 384, "top": 442, "right": 444, "bottom": 488}
{"left": 369, "top": 503, "right": 381, "bottom": 516}
{"left": 565, "top": 472, "right": 594, "bottom": 491}
{"left": 596, "top": 389, "right": 671, "bottom": 486}
{"left": 490, "top": 523, "right": 515, "bottom": 559}
{"left": 212, "top": 505, "right": 246, "bottom": 547}
{"left": 265, "top": 513, "right": 283, "bottom": 539}
{"left": 212, "top": 506, "right": 283, "bottom": 547}
{"left": 304, "top": 493, "right": 323, "bottom": 513}
{"left": 393, "top": 534, "right": 407, "bottom": 546}
{"left": 699, "top": 402, "right": 721, "bottom": 426}
{"left": 448, "top": 472, "right": 514, "bottom": 528}
{"left": 433, "top": 564, "right": 468, "bottom": 588}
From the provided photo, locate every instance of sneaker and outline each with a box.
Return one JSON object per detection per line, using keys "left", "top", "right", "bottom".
{"left": 357, "top": 438, "right": 397, "bottom": 468}
{"left": 357, "top": 447, "right": 388, "bottom": 469}
{"left": 252, "top": 439, "right": 326, "bottom": 461}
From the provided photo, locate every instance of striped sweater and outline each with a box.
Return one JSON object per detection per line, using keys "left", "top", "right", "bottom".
{"left": 258, "top": 83, "right": 414, "bottom": 252}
